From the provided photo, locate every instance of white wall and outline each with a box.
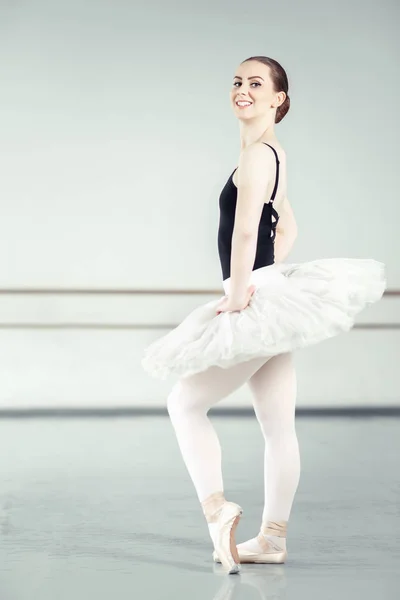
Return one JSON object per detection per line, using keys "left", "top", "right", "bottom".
{"left": 0, "top": 0, "right": 398, "bottom": 409}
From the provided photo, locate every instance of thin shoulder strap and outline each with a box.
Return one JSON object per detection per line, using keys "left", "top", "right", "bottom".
{"left": 262, "top": 143, "right": 280, "bottom": 202}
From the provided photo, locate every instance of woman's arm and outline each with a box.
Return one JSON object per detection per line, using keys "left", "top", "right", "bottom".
{"left": 273, "top": 195, "right": 298, "bottom": 263}
{"left": 229, "top": 143, "right": 277, "bottom": 304}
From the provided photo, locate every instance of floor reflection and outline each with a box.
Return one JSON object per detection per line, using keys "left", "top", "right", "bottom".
{"left": 212, "top": 564, "right": 287, "bottom": 600}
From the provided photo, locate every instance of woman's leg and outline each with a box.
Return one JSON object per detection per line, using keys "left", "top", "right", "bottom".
{"left": 166, "top": 355, "right": 270, "bottom": 503}
{"left": 239, "top": 352, "right": 300, "bottom": 553}
{"left": 167, "top": 355, "right": 273, "bottom": 564}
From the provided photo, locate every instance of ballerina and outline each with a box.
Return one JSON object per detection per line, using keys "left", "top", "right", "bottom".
{"left": 142, "top": 55, "right": 386, "bottom": 574}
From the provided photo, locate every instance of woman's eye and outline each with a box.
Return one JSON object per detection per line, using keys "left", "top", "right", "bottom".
{"left": 233, "top": 82, "right": 260, "bottom": 87}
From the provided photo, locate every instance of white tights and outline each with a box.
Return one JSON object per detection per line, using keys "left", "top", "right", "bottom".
{"left": 166, "top": 352, "right": 300, "bottom": 527}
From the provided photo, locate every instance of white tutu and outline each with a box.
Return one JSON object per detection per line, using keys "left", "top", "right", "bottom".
{"left": 141, "top": 258, "right": 386, "bottom": 380}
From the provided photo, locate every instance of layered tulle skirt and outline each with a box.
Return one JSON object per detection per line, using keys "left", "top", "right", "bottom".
{"left": 141, "top": 258, "right": 386, "bottom": 380}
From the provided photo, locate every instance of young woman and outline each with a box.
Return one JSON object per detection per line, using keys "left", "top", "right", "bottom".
{"left": 142, "top": 56, "right": 386, "bottom": 574}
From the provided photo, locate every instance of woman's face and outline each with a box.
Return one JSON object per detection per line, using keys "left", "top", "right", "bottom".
{"left": 230, "top": 60, "right": 282, "bottom": 120}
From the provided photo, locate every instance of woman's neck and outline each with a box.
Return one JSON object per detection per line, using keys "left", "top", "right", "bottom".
{"left": 238, "top": 116, "right": 277, "bottom": 150}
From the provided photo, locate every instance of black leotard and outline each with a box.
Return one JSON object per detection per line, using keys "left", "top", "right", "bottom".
{"left": 217, "top": 142, "right": 280, "bottom": 280}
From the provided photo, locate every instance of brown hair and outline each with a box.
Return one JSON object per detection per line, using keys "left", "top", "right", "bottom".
{"left": 241, "top": 56, "right": 290, "bottom": 123}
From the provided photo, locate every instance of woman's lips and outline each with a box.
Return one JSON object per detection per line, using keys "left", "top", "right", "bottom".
{"left": 236, "top": 101, "right": 252, "bottom": 108}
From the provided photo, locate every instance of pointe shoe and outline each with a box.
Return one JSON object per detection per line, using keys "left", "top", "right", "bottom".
{"left": 201, "top": 491, "right": 243, "bottom": 574}
{"left": 212, "top": 520, "right": 288, "bottom": 564}
{"left": 213, "top": 501, "right": 243, "bottom": 574}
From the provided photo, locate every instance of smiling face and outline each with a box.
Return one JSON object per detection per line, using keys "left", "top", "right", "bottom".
{"left": 230, "top": 60, "right": 284, "bottom": 121}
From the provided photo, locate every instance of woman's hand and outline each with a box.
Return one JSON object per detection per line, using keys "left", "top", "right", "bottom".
{"left": 216, "top": 284, "right": 256, "bottom": 314}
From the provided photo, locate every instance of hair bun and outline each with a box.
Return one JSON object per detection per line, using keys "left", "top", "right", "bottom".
{"left": 276, "top": 94, "right": 290, "bottom": 124}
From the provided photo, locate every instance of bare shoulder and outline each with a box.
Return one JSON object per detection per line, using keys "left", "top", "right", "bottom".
{"left": 237, "top": 142, "right": 277, "bottom": 185}
{"left": 240, "top": 141, "right": 287, "bottom": 168}
{"left": 240, "top": 141, "right": 278, "bottom": 164}
{"left": 264, "top": 141, "right": 287, "bottom": 163}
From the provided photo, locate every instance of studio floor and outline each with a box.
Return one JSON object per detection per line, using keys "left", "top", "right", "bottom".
{"left": 0, "top": 413, "right": 398, "bottom": 600}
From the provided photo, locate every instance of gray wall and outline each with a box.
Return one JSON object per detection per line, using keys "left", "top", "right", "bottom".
{"left": 0, "top": 0, "right": 398, "bottom": 409}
